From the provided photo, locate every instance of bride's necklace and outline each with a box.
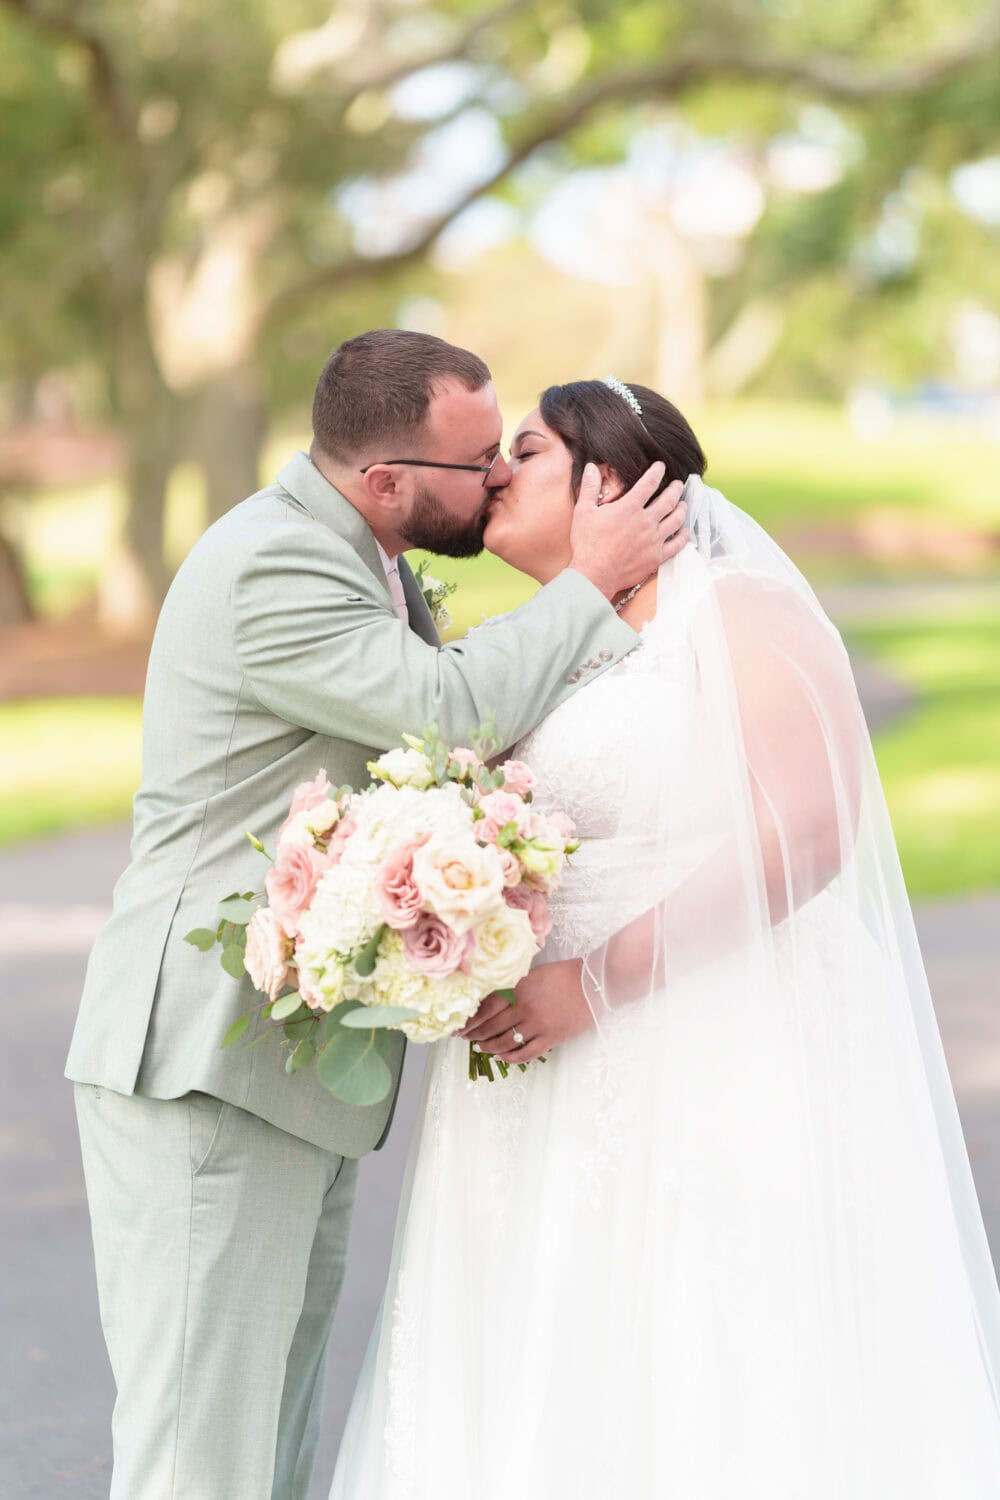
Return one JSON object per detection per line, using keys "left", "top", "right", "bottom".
{"left": 613, "top": 572, "right": 656, "bottom": 614}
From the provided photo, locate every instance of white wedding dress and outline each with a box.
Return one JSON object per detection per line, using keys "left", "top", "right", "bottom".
{"left": 330, "top": 479, "right": 1000, "bottom": 1498}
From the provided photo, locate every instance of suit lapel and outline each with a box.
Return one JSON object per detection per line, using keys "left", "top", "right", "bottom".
{"left": 399, "top": 556, "right": 441, "bottom": 646}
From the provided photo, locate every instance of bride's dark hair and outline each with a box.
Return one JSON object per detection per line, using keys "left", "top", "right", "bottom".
{"left": 539, "top": 380, "right": 706, "bottom": 500}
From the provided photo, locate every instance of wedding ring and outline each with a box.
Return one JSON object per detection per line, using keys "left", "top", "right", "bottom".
{"left": 512, "top": 1029, "right": 525, "bottom": 1047}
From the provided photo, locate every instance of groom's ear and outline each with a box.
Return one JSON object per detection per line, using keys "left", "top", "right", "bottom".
{"left": 361, "top": 464, "right": 401, "bottom": 503}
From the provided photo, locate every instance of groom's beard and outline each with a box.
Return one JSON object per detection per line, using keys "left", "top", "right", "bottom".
{"left": 399, "top": 480, "right": 490, "bottom": 559}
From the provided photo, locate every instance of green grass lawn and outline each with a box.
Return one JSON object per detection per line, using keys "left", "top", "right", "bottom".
{"left": 844, "top": 615, "right": 1000, "bottom": 901}
{"left": 2, "top": 614, "right": 995, "bottom": 905}
{"left": 3, "top": 398, "right": 997, "bottom": 892}
{"left": 0, "top": 697, "right": 142, "bottom": 846}
{"left": 15, "top": 400, "right": 1000, "bottom": 615}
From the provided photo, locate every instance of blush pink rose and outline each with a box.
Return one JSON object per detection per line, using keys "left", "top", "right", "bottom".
{"left": 326, "top": 814, "right": 357, "bottom": 865}
{"left": 449, "top": 747, "right": 483, "bottom": 777}
{"left": 504, "top": 883, "right": 552, "bottom": 944}
{"left": 266, "top": 843, "right": 332, "bottom": 939}
{"left": 376, "top": 834, "right": 430, "bottom": 930}
{"left": 402, "top": 911, "right": 474, "bottom": 978}
{"left": 547, "top": 810, "right": 576, "bottom": 841}
{"left": 296, "top": 966, "right": 324, "bottom": 1012}
{"left": 478, "top": 790, "right": 528, "bottom": 843}
{"left": 498, "top": 847, "right": 522, "bottom": 887}
{"left": 244, "top": 908, "right": 292, "bottom": 1000}
{"left": 279, "top": 769, "right": 332, "bottom": 841}
{"left": 499, "top": 759, "right": 535, "bottom": 797}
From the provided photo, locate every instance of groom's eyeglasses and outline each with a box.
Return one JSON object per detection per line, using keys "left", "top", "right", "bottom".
{"left": 359, "top": 450, "right": 502, "bottom": 489}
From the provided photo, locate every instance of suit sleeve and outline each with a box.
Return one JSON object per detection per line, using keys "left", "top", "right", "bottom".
{"left": 230, "top": 522, "right": 639, "bottom": 752}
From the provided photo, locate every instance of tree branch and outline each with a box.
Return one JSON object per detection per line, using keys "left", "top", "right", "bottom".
{"left": 344, "top": 0, "right": 533, "bottom": 98}
{"left": 259, "top": 2, "right": 1000, "bottom": 332}
{"left": 0, "top": 0, "right": 135, "bottom": 138}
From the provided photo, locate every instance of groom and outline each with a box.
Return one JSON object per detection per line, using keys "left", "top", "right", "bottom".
{"left": 66, "top": 328, "right": 687, "bottom": 1499}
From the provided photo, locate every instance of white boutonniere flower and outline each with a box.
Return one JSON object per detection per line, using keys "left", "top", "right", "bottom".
{"left": 414, "top": 559, "right": 457, "bottom": 631}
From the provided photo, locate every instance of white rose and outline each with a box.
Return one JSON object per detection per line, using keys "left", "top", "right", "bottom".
{"left": 278, "top": 800, "right": 341, "bottom": 852}
{"left": 467, "top": 905, "right": 538, "bottom": 993}
{"left": 369, "top": 747, "right": 435, "bottom": 791}
{"left": 411, "top": 835, "right": 504, "bottom": 934}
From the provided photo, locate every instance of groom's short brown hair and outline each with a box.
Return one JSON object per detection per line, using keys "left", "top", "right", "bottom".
{"left": 312, "top": 329, "right": 492, "bottom": 461}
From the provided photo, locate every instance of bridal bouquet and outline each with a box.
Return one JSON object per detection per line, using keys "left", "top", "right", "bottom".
{"left": 185, "top": 727, "right": 577, "bottom": 1106}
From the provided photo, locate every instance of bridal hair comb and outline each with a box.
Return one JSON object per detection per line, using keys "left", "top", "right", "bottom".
{"left": 601, "top": 375, "right": 643, "bottom": 419}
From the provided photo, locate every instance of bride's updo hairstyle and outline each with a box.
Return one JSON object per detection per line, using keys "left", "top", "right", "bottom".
{"left": 538, "top": 380, "right": 706, "bottom": 501}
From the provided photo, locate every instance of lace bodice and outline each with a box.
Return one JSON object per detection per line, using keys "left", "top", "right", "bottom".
{"left": 512, "top": 614, "right": 690, "bottom": 962}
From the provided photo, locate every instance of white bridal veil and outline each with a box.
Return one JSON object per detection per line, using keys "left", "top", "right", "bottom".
{"left": 574, "top": 473, "right": 1000, "bottom": 1478}
{"left": 331, "top": 474, "right": 1000, "bottom": 1498}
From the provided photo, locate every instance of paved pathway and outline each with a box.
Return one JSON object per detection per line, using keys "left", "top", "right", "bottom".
{"left": 2, "top": 617, "right": 998, "bottom": 1495}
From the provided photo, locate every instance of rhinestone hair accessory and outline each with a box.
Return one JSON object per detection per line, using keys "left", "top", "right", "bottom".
{"left": 602, "top": 375, "right": 643, "bottom": 419}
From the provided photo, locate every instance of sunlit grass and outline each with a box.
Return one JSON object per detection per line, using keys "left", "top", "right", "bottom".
{"left": 15, "top": 400, "right": 1000, "bottom": 616}
{"left": 0, "top": 698, "right": 142, "bottom": 846}
{"left": 846, "top": 616, "right": 1000, "bottom": 899}
{"left": 4, "top": 407, "right": 997, "bottom": 896}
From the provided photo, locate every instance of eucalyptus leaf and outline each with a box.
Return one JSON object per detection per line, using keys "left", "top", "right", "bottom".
{"left": 221, "top": 943, "right": 247, "bottom": 979}
{"left": 339, "top": 1004, "right": 418, "bottom": 1029}
{"left": 184, "top": 928, "right": 218, "bottom": 951}
{"left": 496, "top": 988, "right": 517, "bottom": 1006}
{"left": 285, "top": 1038, "right": 317, "bottom": 1074}
{"left": 323, "top": 1001, "right": 365, "bottom": 1040}
{"left": 316, "top": 1029, "right": 392, "bottom": 1106}
{"left": 352, "top": 924, "right": 386, "bottom": 978}
{"left": 220, "top": 1013, "right": 251, "bottom": 1049}
{"left": 372, "top": 1027, "right": 398, "bottom": 1060}
{"left": 217, "top": 896, "right": 257, "bottom": 925}
{"left": 271, "top": 992, "right": 303, "bottom": 1021}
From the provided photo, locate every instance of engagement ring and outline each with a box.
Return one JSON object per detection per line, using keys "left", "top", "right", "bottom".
{"left": 512, "top": 1030, "right": 525, "bottom": 1047}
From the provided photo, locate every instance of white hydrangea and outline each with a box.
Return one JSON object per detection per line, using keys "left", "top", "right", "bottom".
{"left": 368, "top": 930, "right": 482, "bottom": 1042}
{"left": 348, "top": 781, "right": 473, "bottom": 865}
{"left": 297, "top": 861, "right": 379, "bottom": 957}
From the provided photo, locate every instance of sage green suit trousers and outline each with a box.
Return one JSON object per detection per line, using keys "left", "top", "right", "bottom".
{"left": 75, "top": 1082, "right": 358, "bottom": 1499}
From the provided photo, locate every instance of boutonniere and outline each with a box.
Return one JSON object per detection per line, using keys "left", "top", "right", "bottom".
{"left": 414, "top": 559, "right": 457, "bottom": 631}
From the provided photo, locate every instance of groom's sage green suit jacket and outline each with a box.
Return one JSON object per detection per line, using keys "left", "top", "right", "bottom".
{"left": 65, "top": 452, "right": 639, "bottom": 1157}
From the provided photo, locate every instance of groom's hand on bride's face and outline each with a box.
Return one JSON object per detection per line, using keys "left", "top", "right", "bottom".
{"left": 569, "top": 464, "right": 689, "bottom": 603}
{"left": 457, "top": 961, "right": 593, "bottom": 1065}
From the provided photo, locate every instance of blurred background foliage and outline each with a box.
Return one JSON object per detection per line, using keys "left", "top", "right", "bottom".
{"left": 0, "top": 0, "right": 998, "bottom": 895}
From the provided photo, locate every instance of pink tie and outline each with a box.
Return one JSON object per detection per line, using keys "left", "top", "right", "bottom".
{"left": 386, "top": 562, "right": 409, "bottom": 625}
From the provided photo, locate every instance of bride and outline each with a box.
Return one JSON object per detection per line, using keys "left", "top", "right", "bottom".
{"left": 330, "top": 377, "right": 1000, "bottom": 1497}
